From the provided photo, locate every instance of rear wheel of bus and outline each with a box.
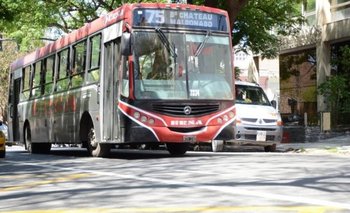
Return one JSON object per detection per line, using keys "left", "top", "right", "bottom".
{"left": 24, "top": 124, "right": 51, "bottom": 154}
{"left": 166, "top": 143, "right": 189, "bottom": 156}
{"left": 86, "top": 128, "right": 111, "bottom": 157}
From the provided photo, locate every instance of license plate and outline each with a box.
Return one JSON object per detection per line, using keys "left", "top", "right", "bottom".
{"left": 256, "top": 131, "right": 267, "bottom": 141}
{"left": 183, "top": 136, "right": 196, "bottom": 143}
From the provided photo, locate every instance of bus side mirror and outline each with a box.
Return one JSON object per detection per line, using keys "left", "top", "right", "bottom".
{"left": 121, "top": 33, "right": 131, "bottom": 56}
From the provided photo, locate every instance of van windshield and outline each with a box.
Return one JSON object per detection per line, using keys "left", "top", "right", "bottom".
{"left": 235, "top": 85, "right": 271, "bottom": 106}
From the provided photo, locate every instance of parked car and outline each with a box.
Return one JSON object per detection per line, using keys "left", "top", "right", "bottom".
{"left": 0, "top": 130, "right": 5, "bottom": 158}
{"left": 0, "top": 121, "right": 8, "bottom": 141}
{"left": 212, "top": 81, "right": 283, "bottom": 152}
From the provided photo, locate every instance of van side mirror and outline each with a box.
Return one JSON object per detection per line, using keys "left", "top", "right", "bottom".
{"left": 121, "top": 32, "right": 131, "bottom": 56}
{"left": 271, "top": 100, "right": 277, "bottom": 109}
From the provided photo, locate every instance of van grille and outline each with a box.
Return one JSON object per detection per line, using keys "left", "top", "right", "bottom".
{"left": 245, "top": 127, "right": 276, "bottom": 131}
{"left": 152, "top": 103, "right": 219, "bottom": 116}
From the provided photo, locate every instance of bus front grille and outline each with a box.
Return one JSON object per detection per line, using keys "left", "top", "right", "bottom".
{"left": 152, "top": 103, "right": 219, "bottom": 116}
{"left": 168, "top": 127, "right": 205, "bottom": 133}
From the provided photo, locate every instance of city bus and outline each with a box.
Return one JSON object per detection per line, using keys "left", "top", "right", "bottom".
{"left": 7, "top": 3, "right": 236, "bottom": 157}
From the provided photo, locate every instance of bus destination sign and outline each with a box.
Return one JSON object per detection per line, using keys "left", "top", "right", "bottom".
{"left": 133, "top": 9, "right": 228, "bottom": 32}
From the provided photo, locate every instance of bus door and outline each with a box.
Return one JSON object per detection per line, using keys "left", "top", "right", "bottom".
{"left": 8, "top": 74, "right": 21, "bottom": 142}
{"left": 103, "top": 39, "right": 121, "bottom": 142}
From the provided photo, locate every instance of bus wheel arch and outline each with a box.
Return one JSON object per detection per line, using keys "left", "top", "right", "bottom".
{"left": 80, "top": 112, "right": 93, "bottom": 147}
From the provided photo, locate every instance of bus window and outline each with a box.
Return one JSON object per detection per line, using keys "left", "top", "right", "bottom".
{"left": 32, "top": 61, "right": 42, "bottom": 98}
{"left": 87, "top": 34, "right": 101, "bottom": 84}
{"left": 21, "top": 66, "right": 31, "bottom": 101}
{"left": 44, "top": 55, "right": 55, "bottom": 95}
{"left": 56, "top": 49, "right": 70, "bottom": 92}
{"left": 72, "top": 40, "right": 86, "bottom": 87}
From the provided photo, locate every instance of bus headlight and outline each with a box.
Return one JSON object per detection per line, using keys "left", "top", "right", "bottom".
{"left": 134, "top": 112, "right": 141, "bottom": 119}
{"left": 141, "top": 116, "right": 147, "bottom": 123}
{"left": 217, "top": 118, "right": 223, "bottom": 124}
{"left": 148, "top": 118, "right": 155, "bottom": 125}
{"left": 223, "top": 115, "right": 229, "bottom": 121}
{"left": 229, "top": 111, "right": 235, "bottom": 118}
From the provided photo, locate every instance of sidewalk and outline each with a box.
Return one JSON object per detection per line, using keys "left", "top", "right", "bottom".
{"left": 278, "top": 134, "right": 350, "bottom": 154}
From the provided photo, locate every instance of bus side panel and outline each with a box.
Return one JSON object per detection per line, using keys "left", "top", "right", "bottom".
{"left": 51, "top": 85, "right": 100, "bottom": 144}
{"left": 30, "top": 98, "right": 50, "bottom": 143}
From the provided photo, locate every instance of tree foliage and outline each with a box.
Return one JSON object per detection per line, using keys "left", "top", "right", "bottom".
{"left": 0, "top": 0, "right": 305, "bottom": 121}
{"left": 1, "top": 0, "right": 304, "bottom": 56}
{"left": 0, "top": 42, "right": 24, "bottom": 121}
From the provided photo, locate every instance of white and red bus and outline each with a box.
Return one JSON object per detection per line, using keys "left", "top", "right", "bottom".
{"left": 7, "top": 3, "right": 236, "bottom": 157}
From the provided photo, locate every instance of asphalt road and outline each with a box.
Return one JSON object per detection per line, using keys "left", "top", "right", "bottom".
{"left": 1, "top": 145, "right": 350, "bottom": 213}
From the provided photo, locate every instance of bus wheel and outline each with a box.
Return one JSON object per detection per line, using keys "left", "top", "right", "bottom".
{"left": 166, "top": 143, "right": 189, "bottom": 156}
{"left": 211, "top": 140, "right": 224, "bottom": 152}
{"left": 87, "top": 128, "right": 111, "bottom": 157}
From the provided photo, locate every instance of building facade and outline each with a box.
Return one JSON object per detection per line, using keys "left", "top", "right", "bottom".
{"left": 279, "top": 0, "right": 350, "bottom": 130}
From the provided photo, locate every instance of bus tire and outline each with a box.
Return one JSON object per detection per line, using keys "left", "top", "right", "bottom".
{"left": 211, "top": 140, "right": 224, "bottom": 152}
{"left": 87, "top": 128, "right": 111, "bottom": 157}
{"left": 166, "top": 143, "right": 189, "bottom": 156}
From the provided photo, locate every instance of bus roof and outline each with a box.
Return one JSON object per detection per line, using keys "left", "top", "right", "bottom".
{"left": 10, "top": 3, "right": 228, "bottom": 71}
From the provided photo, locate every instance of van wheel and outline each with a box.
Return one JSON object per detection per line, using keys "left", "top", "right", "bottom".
{"left": 166, "top": 143, "right": 189, "bottom": 156}
{"left": 264, "top": 144, "right": 276, "bottom": 152}
{"left": 212, "top": 140, "right": 224, "bottom": 152}
{"left": 87, "top": 128, "right": 111, "bottom": 157}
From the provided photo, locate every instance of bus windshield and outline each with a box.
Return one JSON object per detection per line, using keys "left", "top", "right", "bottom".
{"left": 133, "top": 31, "right": 233, "bottom": 100}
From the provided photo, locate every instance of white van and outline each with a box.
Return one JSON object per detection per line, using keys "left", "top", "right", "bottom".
{"left": 212, "top": 81, "right": 283, "bottom": 152}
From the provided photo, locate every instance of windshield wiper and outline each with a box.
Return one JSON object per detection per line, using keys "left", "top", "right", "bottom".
{"left": 194, "top": 30, "right": 211, "bottom": 57}
{"left": 155, "top": 28, "right": 177, "bottom": 58}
